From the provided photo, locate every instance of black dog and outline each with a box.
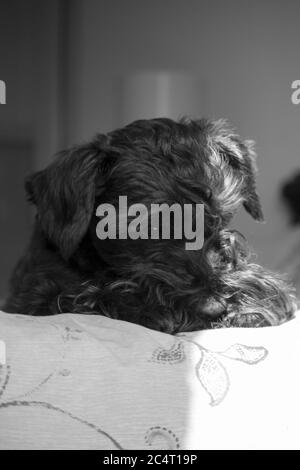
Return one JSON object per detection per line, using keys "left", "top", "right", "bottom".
{"left": 4, "top": 118, "right": 296, "bottom": 333}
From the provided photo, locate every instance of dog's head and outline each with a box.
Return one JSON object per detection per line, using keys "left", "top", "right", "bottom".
{"left": 26, "top": 118, "right": 265, "bottom": 326}
{"left": 26, "top": 117, "right": 263, "bottom": 256}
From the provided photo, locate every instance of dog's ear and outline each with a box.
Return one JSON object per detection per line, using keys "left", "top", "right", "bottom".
{"left": 239, "top": 140, "right": 264, "bottom": 222}
{"left": 26, "top": 138, "right": 107, "bottom": 259}
{"left": 210, "top": 120, "right": 264, "bottom": 222}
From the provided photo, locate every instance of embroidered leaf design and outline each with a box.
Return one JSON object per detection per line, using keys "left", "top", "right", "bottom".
{"left": 196, "top": 351, "right": 230, "bottom": 406}
{"left": 219, "top": 344, "right": 268, "bottom": 364}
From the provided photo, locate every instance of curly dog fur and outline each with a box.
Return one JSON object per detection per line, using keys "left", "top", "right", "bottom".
{"left": 4, "top": 117, "right": 297, "bottom": 333}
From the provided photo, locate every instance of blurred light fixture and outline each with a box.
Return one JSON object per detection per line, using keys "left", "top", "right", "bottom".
{"left": 121, "top": 71, "right": 204, "bottom": 125}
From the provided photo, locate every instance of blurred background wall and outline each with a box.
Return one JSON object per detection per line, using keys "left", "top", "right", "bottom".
{"left": 0, "top": 0, "right": 65, "bottom": 300}
{"left": 0, "top": 0, "right": 300, "bottom": 302}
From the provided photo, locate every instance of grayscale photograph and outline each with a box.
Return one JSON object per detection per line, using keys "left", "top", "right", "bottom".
{"left": 0, "top": 0, "right": 299, "bottom": 456}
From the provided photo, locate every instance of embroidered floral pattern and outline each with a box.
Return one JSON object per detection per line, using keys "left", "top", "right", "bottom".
{"left": 145, "top": 426, "right": 180, "bottom": 449}
{"left": 149, "top": 340, "right": 185, "bottom": 364}
{"left": 0, "top": 399, "right": 123, "bottom": 449}
{"left": 182, "top": 338, "right": 268, "bottom": 406}
{"left": 0, "top": 314, "right": 270, "bottom": 449}
{"left": 151, "top": 337, "right": 268, "bottom": 406}
{"left": 0, "top": 364, "right": 10, "bottom": 399}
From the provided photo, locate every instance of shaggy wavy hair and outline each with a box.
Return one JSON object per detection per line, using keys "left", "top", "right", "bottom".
{"left": 5, "top": 117, "right": 297, "bottom": 333}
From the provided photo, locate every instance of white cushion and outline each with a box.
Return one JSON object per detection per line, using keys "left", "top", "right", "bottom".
{"left": 0, "top": 310, "right": 299, "bottom": 450}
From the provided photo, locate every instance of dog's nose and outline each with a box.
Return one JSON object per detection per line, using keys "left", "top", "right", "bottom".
{"left": 200, "top": 297, "right": 226, "bottom": 317}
